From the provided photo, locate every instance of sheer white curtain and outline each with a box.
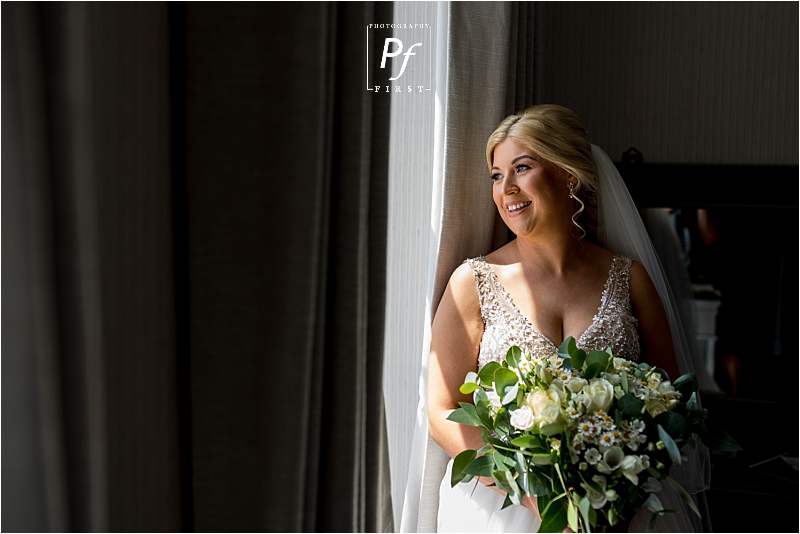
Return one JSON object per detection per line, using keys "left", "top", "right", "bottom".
{"left": 382, "top": 2, "right": 524, "bottom": 531}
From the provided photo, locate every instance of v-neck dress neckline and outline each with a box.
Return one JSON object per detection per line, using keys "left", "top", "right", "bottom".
{"left": 477, "top": 254, "right": 617, "bottom": 351}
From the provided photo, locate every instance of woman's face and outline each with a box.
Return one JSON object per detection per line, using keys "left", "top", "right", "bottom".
{"left": 490, "top": 137, "right": 572, "bottom": 237}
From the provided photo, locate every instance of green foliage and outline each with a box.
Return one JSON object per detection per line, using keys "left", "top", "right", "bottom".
{"left": 657, "top": 424, "right": 682, "bottom": 465}
{"left": 478, "top": 361, "right": 501, "bottom": 387}
{"left": 583, "top": 351, "right": 611, "bottom": 378}
{"left": 567, "top": 498, "right": 579, "bottom": 532}
{"left": 656, "top": 411, "right": 688, "bottom": 440}
{"left": 505, "top": 345, "right": 523, "bottom": 368}
{"left": 618, "top": 392, "right": 645, "bottom": 418}
{"left": 510, "top": 434, "right": 543, "bottom": 449}
{"left": 464, "top": 454, "right": 495, "bottom": 477}
{"left": 673, "top": 373, "right": 697, "bottom": 398}
{"left": 494, "top": 367, "right": 518, "bottom": 397}
{"left": 458, "top": 381, "right": 479, "bottom": 395}
{"left": 450, "top": 449, "right": 476, "bottom": 486}
{"left": 447, "top": 403, "right": 481, "bottom": 426}
{"left": 538, "top": 494, "right": 568, "bottom": 532}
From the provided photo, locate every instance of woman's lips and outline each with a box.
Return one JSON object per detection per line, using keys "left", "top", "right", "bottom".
{"left": 507, "top": 202, "right": 531, "bottom": 217}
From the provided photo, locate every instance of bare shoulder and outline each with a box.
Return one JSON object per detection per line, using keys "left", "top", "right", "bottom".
{"left": 629, "top": 259, "right": 655, "bottom": 293}
{"left": 442, "top": 261, "right": 481, "bottom": 324}
{"left": 628, "top": 259, "right": 662, "bottom": 311}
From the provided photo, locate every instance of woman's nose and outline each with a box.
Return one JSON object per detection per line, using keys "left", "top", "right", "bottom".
{"left": 503, "top": 176, "right": 518, "bottom": 194}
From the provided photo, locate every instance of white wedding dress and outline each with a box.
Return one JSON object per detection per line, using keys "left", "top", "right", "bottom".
{"left": 436, "top": 253, "right": 699, "bottom": 532}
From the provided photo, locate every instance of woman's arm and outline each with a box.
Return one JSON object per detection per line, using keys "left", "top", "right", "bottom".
{"left": 426, "top": 262, "right": 485, "bottom": 457}
{"left": 427, "top": 263, "right": 535, "bottom": 509}
{"left": 629, "top": 260, "right": 681, "bottom": 379}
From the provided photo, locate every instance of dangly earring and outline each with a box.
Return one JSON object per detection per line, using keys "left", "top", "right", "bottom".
{"left": 568, "top": 179, "right": 587, "bottom": 239}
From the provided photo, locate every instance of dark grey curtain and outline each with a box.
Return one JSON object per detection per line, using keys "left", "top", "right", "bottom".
{"left": 2, "top": 2, "right": 392, "bottom": 532}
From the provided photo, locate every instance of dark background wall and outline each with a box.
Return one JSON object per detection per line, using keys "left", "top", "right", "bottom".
{"left": 535, "top": 1, "right": 797, "bottom": 165}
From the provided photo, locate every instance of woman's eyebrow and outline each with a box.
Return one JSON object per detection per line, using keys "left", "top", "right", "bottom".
{"left": 491, "top": 154, "right": 535, "bottom": 171}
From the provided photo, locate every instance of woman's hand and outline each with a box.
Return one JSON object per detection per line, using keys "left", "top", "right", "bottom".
{"left": 522, "top": 495, "right": 541, "bottom": 522}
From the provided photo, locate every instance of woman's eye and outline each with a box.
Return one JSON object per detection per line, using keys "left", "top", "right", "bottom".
{"left": 490, "top": 164, "right": 530, "bottom": 182}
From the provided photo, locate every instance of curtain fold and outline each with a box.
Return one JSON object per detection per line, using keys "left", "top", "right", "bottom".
{"left": 3, "top": 2, "right": 393, "bottom": 532}
{"left": 398, "top": 3, "right": 537, "bottom": 531}
{"left": 2, "top": 3, "right": 179, "bottom": 531}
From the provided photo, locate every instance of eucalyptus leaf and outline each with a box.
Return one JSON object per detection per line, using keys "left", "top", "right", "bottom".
{"left": 510, "top": 434, "right": 542, "bottom": 449}
{"left": 686, "top": 391, "right": 699, "bottom": 412}
{"left": 673, "top": 373, "right": 697, "bottom": 397}
{"left": 572, "top": 348, "right": 587, "bottom": 370}
{"left": 657, "top": 424, "right": 682, "bottom": 465}
{"left": 504, "top": 470, "right": 522, "bottom": 505}
{"left": 579, "top": 495, "right": 591, "bottom": 532}
{"left": 583, "top": 362, "right": 604, "bottom": 379}
{"left": 514, "top": 451, "right": 529, "bottom": 494}
{"left": 528, "top": 471, "right": 550, "bottom": 496}
{"left": 459, "top": 381, "right": 479, "bottom": 395}
{"left": 620, "top": 370, "right": 629, "bottom": 394}
{"left": 450, "top": 449, "right": 476, "bottom": 486}
{"left": 558, "top": 336, "right": 578, "bottom": 358}
{"left": 502, "top": 383, "right": 519, "bottom": 405}
{"left": 506, "top": 345, "right": 523, "bottom": 368}
{"left": 465, "top": 454, "right": 495, "bottom": 477}
{"left": 474, "top": 389, "right": 493, "bottom": 427}
{"left": 478, "top": 361, "right": 501, "bottom": 387}
{"left": 567, "top": 498, "right": 579, "bottom": 532}
{"left": 539, "top": 499, "right": 568, "bottom": 533}
{"left": 657, "top": 411, "right": 688, "bottom": 440}
{"left": 447, "top": 404, "right": 481, "bottom": 426}
{"left": 494, "top": 368, "right": 519, "bottom": 397}
{"left": 586, "top": 351, "right": 610, "bottom": 372}
{"left": 618, "top": 393, "right": 645, "bottom": 418}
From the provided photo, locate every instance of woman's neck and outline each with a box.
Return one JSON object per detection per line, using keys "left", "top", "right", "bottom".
{"left": 512, "top": 229, "right": 589, "bottom": 277}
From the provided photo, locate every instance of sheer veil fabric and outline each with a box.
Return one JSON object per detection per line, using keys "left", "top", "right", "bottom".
{"left": 400, "top": 144, "right": 712, "bottom": 532}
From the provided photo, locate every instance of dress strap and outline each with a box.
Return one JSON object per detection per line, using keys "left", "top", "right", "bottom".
{"left": 461, "top": 256, "right": 494, "bottom": 324}
{"left": 609, "top": 256, "right": 634, "bottom": 312}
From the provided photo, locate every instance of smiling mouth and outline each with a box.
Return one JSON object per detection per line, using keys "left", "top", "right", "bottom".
{"left": 507, "top": 201, "right": 532, "bottom": 215}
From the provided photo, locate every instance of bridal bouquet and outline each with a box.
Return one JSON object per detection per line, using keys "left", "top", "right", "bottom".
{"left": 448, "top": 339, "right": 727, "bottom": 532}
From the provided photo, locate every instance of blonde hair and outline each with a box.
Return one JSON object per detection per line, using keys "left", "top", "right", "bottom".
{"left": 485, "top": 104, "right": 599, "bottom": 242}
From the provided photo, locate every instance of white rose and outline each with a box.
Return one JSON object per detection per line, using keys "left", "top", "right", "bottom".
{"left": 540, "top": 403, "right": 562, "bottom": 425}
{"left": 566, "top": 377, "right": 587, "bottom": 393}
{"left": 526, "top": 389, "right": 551, "bottom": 415}
{"left": 586, "top": 378, "right": 614, "bottom": 413}
{"left": 548, "top": 383, "right": 563, "bottom": 403}
{"left": 510, "top": 406, "right": 535, "bottom": 430}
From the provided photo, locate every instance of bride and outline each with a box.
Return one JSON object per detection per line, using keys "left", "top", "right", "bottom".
{"left": 412, "top": 105, "right": 710, "bottom": 532}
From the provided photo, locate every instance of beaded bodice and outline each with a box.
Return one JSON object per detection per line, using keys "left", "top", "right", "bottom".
{"left": 462, "top": 254, "right": 640, "bottom": 370}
